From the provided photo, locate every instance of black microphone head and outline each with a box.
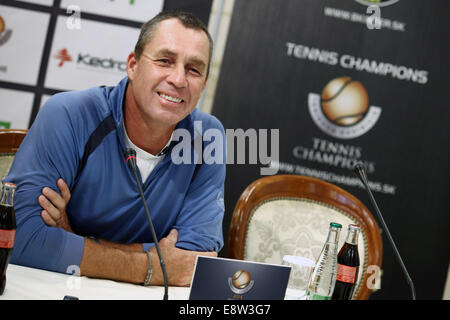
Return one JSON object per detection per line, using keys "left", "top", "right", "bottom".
{"left": 124, "top": 148, "right": 137, "bottom": 169}
{"left": 353, "top": 161, "right": 368, "bottom": 183}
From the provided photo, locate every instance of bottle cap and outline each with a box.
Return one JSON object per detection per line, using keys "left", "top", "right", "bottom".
{"left": 349, "top": 224, "right": 360, "bottom": 230}
{"left": 2, "top": 182, "right": 16, "bottom": 188}
{"left": 330, "top": 222, "right": 342, "bottom": 228}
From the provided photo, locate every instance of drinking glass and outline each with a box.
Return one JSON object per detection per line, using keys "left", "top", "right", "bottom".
{"left": 282, "top": 255, "right": 315, "bottom": 300}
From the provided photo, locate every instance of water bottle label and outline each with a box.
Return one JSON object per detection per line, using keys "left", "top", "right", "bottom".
{"left": 311, "top": 293, "right": 331, "bottom": 300}
{"left": 337, "top": 264, "right": 357, "bottom": 283}
{"left": 0, "top": 229, "right": 15, "bottom": 248}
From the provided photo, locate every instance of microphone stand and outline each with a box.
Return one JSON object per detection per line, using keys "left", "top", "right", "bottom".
{"left": 354, "top": 163, "right": 416, "bottom": 300}
{"left": 126, "top": 149, "right": 169, "bottom": 300}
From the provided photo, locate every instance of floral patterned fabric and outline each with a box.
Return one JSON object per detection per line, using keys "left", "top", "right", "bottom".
{"left": 0, "top": 154, "right": 15, "bottom": 180}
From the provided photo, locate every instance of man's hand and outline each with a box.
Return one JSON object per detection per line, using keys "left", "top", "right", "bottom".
{"left": 149, "top": 229, "right": 218, "bottom": 287}
{"left": 39, "top": 178, "right": 73, "bottom": 233}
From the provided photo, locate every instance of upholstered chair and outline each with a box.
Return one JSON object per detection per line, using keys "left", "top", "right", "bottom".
{"left": 0, "top": 129, "right": 27, "bottom": 180}
{"left": 227, "top": 174, "right": 383, "bottom": 300}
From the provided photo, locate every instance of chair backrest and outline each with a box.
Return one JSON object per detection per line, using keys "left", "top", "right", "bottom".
{"left": 227, "top": 174, "right": 383, "bottom": 300}
{"left": 0, "top": 129, "right": 27, "bottom": 180}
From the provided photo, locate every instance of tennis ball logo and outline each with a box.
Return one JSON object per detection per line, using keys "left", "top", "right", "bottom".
{"left": 232, "top": 270, "right": 251, "bottom": 289}
{"left": 355, "top": 0, "right": 400, "bottom": 7}
{"left": 0, "top": 16, "right": 5, "bottom": 35}
{"left": 0, "top": 16, "right": 12, "bottom": 47}
{"left": 320, "top": 77, "right": 369, "bottom": 126}
{"left": 228, "top": 269, "right": 255, "bottom": 294}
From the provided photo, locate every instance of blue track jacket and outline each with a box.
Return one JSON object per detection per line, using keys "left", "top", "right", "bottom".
{"left": 5, "top": 77, "right": 226, "bottom": 274}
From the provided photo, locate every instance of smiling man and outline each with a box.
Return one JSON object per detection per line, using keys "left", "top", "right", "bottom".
{"left": 5, "top": 11, "right": 225, "bottom": 287}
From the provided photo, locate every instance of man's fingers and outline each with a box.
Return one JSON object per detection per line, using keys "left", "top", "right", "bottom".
{"left": 57, "top": 178, "right": 71, "bottom": 203}
{"left": 166, "top": 229, "right": 178, "bottom": 244}
{"left": 38, "top": 195, "right": 61, "bottom": 222}
{"left": 42, "top": 187, "right": 66, "bottom": 211}
{"left": 205, "top": 251, "right": 218, "bottom": 257}
{"left": 41, "top": 210, "right": 56, "bottom": 227}
{"left": 192, "top": 250, "right": 218, "bottom": 258}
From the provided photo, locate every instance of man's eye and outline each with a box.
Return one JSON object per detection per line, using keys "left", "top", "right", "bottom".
{"left": 188, "top": 67, "right": 202, "bottom": 76}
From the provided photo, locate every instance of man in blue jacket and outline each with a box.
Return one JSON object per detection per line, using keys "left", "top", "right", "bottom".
{"left": 5, "top": 11, "right": 225, "bottom": 286}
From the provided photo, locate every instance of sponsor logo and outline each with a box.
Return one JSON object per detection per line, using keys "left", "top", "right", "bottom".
{"left": 53, "top": 48, "right": 126, "bottom": 73}
{"left": 77, "top": 53, "right": 127, "bottom": 72}
{"left": 355, "top": 0, "right": 400, "bottom": 7}
{"left": 0, "top": 121, "right": 11, "bottom": 129}
{"left": 228, "top": 270, "right": 254, "bottom": 296}
{"left": 110, "top": 0, "right": 135, "bottom": 5}
{"left": 55, "top": 48, "right": 72, "bottom": 67}
{"left": 308, "top": 77, "right": 381, "bottom": 139}
{"left": 0, "top": 16, "right": 13, "bottom": 46}
{"left": 286, "top": 42, "right": 428, "bottom": 84}
{"left": 324, "top": 1, "right": 405, "bottom": 32}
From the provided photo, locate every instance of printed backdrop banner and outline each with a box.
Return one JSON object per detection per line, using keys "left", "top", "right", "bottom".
{"left": 0, "top": 0, "right": 212, "bottom": 129}
{"left": 212, "top": 0, "right": 450, "bottom": 299}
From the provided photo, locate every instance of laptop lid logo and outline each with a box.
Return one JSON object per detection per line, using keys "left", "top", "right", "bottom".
{"left": 228, "top": 269, "right": 255, "bottom": 296}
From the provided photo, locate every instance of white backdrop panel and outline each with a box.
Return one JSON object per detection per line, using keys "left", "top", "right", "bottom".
{"left": 0, "top": 6, "right": 49, "bottom": 85}
{"left": 60, "top": 0, "right": 163, "bottom": 23}
{"left": 45, "top": 16, "right": 140, "bottom": 91}
{"left": 0, "top": 88, "right": 33, "bottom": 129}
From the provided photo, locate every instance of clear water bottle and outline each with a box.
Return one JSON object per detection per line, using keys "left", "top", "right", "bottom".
{"left": 306, "top": 222, "right": 341, "bottom": 300}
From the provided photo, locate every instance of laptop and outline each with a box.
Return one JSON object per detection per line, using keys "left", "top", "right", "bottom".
{"left": 189, "top": 256, "right": 291, "bottom": 300}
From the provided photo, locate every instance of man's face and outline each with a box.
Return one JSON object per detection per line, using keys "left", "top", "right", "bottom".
{"left": 127, "top": 18, "right": 210, "bottom": 128}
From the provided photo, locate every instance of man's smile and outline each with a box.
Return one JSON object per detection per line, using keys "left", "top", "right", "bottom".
{"left": 157, "top": 91, "right": 184, "bottom": 104}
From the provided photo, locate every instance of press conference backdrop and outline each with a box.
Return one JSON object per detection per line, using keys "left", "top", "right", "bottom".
{"left": 212, "top": 0, "right": 450, "bottom": 299}
{"left": 0, "top": 0, "right": 212, "bottom": 128}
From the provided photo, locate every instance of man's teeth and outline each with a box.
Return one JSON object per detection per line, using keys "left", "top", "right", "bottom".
{"left": 159, "top": 93, "right": 182, "bottom": 103}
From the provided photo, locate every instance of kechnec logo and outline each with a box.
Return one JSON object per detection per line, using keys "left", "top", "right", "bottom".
{"left": 0, "top": 16, "right": 13, "bottom": 47}
{"left": 228, "top": 270, "right": 255, "bottom": 296}
{"left": 55, "top": 48, "right": 72, "bottom": 67}
{"left": 355, "top": 0, "right": 400, "bottom": 6}
{"left": 54, "top": 49, "right": 126, "bottom": 72}
{"left": 308, "top": 77, "right": 382, "bottom": 139}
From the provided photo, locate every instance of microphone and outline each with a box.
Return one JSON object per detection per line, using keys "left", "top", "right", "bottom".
{"left": 354, "top": 162, "right": 416, "bottom": 300}
{"left": 125, "top": 148, "right": 169, "bottom": 300}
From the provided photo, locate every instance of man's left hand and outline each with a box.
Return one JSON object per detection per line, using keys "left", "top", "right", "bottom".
{"left": 39, "top": 178, "right": 73, "bottom": 233}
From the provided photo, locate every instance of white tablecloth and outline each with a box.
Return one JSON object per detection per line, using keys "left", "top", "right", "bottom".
{"left": 0, "top": 264, "right": 190, "bottom": 300}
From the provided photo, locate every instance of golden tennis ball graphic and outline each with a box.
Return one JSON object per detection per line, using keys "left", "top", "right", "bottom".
{"left": 0, "top": 16, "right": 5, "bottom": 34}
{"left": 232, "top": 270, "right": 251, "bottom": 289}
{"left": 321, "top": 77, "right": 369, "bottom": 126}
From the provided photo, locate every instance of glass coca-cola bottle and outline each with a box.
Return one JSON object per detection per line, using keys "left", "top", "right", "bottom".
{"left": 332, "top": 224, "right": 360, "bottom": 300}
{"left": 0, "top": 182, "right": 17, "bottom": 295}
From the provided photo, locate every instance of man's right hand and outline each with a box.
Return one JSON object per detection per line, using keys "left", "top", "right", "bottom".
{"left": 149, "top": 229, "right": 217, "bottom": 287}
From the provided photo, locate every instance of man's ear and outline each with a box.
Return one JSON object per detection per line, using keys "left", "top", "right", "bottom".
{"left": 126, "top": 52, "right": 138, "bottom": 80}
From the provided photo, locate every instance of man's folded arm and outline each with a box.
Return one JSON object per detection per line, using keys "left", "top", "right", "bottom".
{"left": 5, "top": 95, "right": 84, "bottom": 274}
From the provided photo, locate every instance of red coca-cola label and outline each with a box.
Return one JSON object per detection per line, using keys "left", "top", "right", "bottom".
{"left": 0, "top": 229, "right": 15, "bottom": 248}
{"left": 337, "top": 264, "right": 357, "bottom": 283}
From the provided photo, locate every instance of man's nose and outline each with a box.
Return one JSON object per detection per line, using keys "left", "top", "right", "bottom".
{"left": 167, "top": 64, "right": 188, "bottom": 88}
